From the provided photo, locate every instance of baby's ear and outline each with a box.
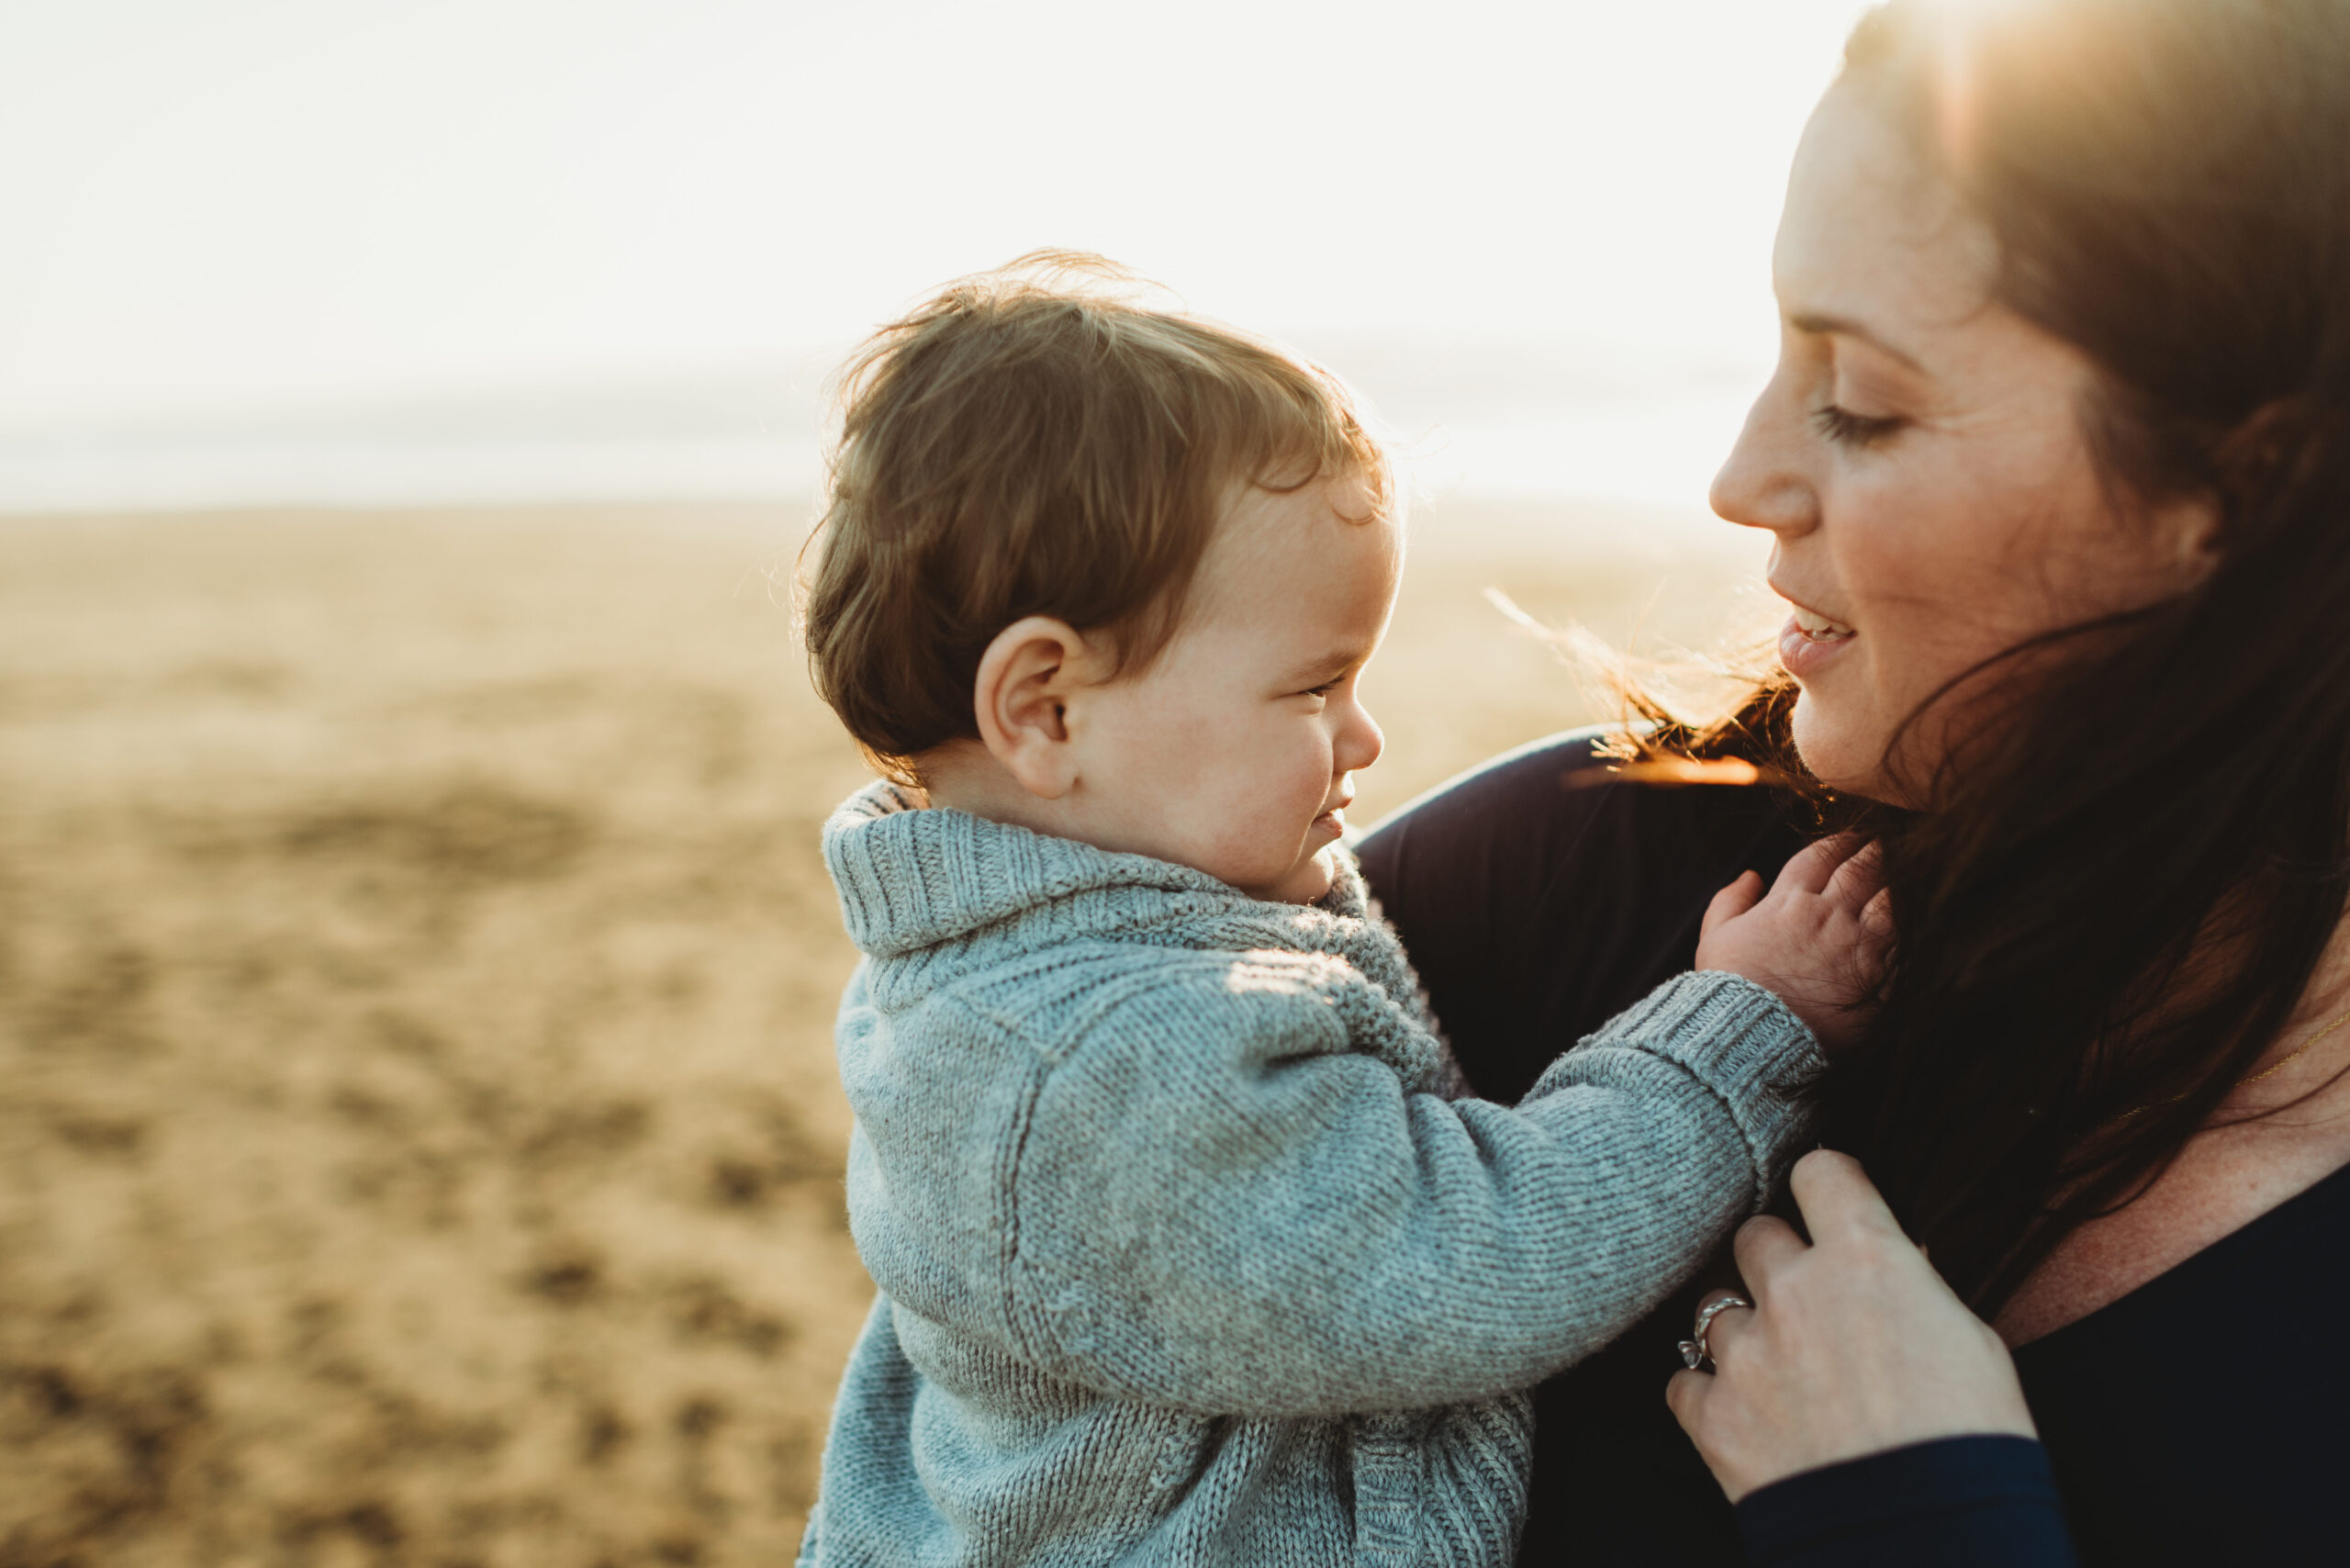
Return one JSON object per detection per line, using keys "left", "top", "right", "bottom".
{"left": 973, "top": 616, "right": 1092, "bottom": 800}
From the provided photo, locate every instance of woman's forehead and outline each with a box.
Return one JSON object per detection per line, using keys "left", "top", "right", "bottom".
{"left": 1774, "top": 86, "right": 1999, "bottom": 360}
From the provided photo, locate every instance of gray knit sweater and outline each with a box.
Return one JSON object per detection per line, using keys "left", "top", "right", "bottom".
{"left": 800, "top": 781, "right": 1822, "bottom": 1567}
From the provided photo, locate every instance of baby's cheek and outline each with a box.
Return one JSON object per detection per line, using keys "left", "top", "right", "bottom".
{"left": 1190, "top": 801, "right": 1316, "bottom": 897}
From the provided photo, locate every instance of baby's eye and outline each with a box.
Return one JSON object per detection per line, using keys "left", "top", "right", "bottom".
{"left": 1302, "top": 677, "right": 1344, "bottom": 698}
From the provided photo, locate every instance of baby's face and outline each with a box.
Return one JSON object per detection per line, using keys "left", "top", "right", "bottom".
{"left": 1076, "top": 474, "right": 1398, "bottom": 902}
{"left": 1076, "top": 472, "right": 1400, "bottom": 902}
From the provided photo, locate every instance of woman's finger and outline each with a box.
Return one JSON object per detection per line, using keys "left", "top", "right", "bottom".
{"left": 1700, "top": 870, "right": 1764, "bottom": 940}
{"left": 1731, "top": 1213, "right": 1808, "bottom": 1298}
{"left": 1786, "top": 1148, "right": 1908, "bottom": 1247}
{"left": 1772, "top": 833, "right": 1864, "bottom": 897}
{"left": 1664, "top": 1365, "right": 1711, "bottom": 1431}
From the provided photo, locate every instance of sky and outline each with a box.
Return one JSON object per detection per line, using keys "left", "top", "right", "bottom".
{"left": 0, "top": 0, "right": 1877, "bottom": 509}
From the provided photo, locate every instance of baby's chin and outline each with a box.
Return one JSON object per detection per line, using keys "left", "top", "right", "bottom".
{"left": 1254, "top": 845, "right": 1338, "bottom": 905}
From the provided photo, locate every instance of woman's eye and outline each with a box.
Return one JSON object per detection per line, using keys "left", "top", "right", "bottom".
{"left": 1811, "top": 404, "right": 1906, "bottom": 448}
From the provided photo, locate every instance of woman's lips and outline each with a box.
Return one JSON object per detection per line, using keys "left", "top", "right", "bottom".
{"left": 1778, "top": 607, "right": 1857, "bottom": 680}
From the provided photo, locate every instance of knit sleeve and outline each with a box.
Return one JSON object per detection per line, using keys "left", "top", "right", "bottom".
{"left": 998, "top": 967, "right": 1823, "bottom": 1417}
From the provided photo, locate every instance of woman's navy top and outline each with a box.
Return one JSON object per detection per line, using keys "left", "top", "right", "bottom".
{"left": 1356, "top": 731, "right": 2350, "bottom": 1566}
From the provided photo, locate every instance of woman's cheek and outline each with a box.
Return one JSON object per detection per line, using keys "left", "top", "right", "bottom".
{"left": 1807, "top": 597, "right": 2001, "bottom": 799}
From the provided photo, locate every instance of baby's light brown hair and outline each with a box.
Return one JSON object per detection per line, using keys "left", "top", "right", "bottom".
{"left": 799, "top": 252, "right": 1391, "bottom": 784}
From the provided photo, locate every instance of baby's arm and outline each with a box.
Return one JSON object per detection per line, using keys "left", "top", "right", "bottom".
{"left": 1000, "top": 971, "right": 1811, "bottom": 1416}
{"left": 993, "top": 844, "right": 1887, "bottom": 1417}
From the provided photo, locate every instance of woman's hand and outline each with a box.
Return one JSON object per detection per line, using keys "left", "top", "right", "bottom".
{"left": 1695, "top": 835, "right": 1891, "bottom": 1050}
{"left": 1666, "top": 1149, "right": 2038, "bottom": 1503}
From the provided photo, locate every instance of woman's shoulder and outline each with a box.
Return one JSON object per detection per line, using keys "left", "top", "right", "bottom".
{"left": 1357, "top": 727, "right": 1619, "bottom": 862}
{"left": 1357, "top": 726, "right": 1800, "bottom": 900}
{"left": 1356, "top": 727, "right": 1811, "bottom": 1103}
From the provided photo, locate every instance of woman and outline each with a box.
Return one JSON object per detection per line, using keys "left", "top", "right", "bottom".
{"left": 1360, "top": 0, "right": 2350, "bottom": 1562}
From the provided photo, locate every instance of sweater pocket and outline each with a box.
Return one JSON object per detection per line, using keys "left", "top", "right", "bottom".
{"left": 1348, "top": 1408, "right": 1432, "bottom": 1566}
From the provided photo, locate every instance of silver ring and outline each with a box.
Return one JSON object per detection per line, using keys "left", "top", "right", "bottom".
{"left": 1677, "top": 1294, "right": 1753, "bottom": 1371}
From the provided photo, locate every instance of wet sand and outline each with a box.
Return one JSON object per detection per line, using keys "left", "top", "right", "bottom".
{"left": 0, "top": 500, "right": 1764, "bottom": 1566}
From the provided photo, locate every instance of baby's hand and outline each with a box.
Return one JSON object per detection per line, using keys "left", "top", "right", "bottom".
{"left": 1694, "top": 835, "right": 1892, "bottom": 1051}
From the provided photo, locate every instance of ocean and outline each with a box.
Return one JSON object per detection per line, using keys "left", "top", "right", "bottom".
{"left": 0, "top": 332, "right": 1766, "bottom": 521}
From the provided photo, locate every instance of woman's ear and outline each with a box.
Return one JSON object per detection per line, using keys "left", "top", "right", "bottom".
{"left": 2184, "top": 396, "right": 2309, "bottom": 572}
{"left": 2154, "top": 488, "right": 2225, "bottom": 583}
{"left": 973, "top": 616, "right": 1093, "bottom": 800}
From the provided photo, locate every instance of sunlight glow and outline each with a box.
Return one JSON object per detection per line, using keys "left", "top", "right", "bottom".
{"left": 0, "top": 0, "right": 1879, "bottom": 509}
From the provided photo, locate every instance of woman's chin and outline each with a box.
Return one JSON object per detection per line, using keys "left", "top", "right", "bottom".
{"left": 1788, "top": 692, "right": 1897, "bottom": 803}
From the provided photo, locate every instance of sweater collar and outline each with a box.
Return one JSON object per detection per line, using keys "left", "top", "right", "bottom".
{"left": 821, "top": 778, "right": 1371, "bottom": 958}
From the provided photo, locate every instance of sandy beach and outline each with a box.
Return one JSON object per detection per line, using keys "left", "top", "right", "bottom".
{"left": 0, "top": 499, "right": 1766, "bottom": 1566}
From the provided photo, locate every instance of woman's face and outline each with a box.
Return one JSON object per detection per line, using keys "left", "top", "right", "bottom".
{"left": 1711, "top": 84, "right": 2216, "bottom": 803}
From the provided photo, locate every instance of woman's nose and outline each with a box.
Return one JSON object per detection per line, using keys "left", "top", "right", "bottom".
{"left": 1710, "top": 384, "right": 1818, "bottom": 538}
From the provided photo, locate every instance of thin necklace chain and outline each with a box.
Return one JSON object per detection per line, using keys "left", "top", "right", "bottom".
{"left": 2118, "top": 1005, "right": 2350, "bottom": 1121}
{"left": 2238, "top": 1007, "right": 2350, "bottom": 1088}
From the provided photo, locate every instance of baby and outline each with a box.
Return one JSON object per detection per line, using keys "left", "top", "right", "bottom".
{"left": 795, "top": 255, "right": 1883, "bottom": 1567}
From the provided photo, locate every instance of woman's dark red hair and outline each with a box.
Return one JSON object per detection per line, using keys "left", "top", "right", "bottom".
{"left": 1689, "top": 0, "right": 2350, "bottom": 1311}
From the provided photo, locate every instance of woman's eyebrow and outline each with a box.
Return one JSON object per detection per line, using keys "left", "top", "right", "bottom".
{"left": 1787, "top": 311, "right": 1928, "bottom": 374}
